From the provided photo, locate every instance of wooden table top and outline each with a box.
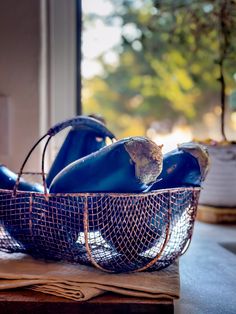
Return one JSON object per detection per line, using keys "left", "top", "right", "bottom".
{"left": 0, "top": 289, "right": 173, "bottom": 314}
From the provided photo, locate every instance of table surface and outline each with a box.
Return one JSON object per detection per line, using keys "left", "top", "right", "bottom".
{"left": 176, "top": 221, "right": 236, "bottom": 314}
{"left": 1, "top": 221, "right": 236, "bottom": 314}
{"left": 0, "top": 290, "right": 173, "bottom": 314}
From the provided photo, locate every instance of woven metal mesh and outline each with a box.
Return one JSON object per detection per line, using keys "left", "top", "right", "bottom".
{"left": 0, "top": 183, "right": 200, "bottom": 273}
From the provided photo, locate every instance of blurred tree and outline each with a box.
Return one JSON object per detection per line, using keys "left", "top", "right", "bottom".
{"left": 82, "top": 0, "right": 236, "bottom": 138}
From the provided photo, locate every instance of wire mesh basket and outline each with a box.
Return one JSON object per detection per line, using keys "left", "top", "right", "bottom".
{"left": 0, "top": 117, "right": 201, "bottom": 273}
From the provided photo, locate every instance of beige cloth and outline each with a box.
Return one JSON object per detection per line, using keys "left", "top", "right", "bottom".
{"left": 0, "top": 252, "right": 179, "bottom": 301}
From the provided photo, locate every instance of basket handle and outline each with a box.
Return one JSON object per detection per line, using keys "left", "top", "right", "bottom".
{"left": 13, "top": 116, "right": 116, "bottom": 196}
{"left": 47, "top": 115, "right": 115, "bottom": 139}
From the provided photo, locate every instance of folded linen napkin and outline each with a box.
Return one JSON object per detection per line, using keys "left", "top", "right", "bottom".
{"left": 0, "top": 252, "right": 179, "bottom": 301}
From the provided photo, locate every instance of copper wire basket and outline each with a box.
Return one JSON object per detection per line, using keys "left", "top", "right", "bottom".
{"left": 0, "top": 117, "right": 201, "bottom": 273}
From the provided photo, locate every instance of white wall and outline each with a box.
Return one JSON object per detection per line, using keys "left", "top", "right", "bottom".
{"left": 0, "top": 0, "right": 41, "bottom": 172}
{"left": 0, "top": 0, "right": 76, "bottom": 173}
{"left": 48, "top": 0, "right": 76, "bottom": 167}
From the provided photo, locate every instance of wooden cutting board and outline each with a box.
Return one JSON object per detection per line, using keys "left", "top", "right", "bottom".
{"left": 197, "top": 205, "right": 236, "bottom": 224}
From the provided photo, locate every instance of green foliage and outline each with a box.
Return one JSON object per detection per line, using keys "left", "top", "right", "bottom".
{"left": 83, "top": 0, "right": 236, "bottom": 138}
